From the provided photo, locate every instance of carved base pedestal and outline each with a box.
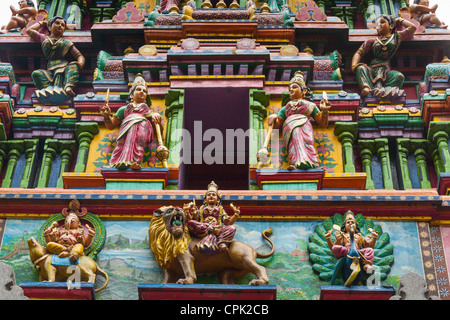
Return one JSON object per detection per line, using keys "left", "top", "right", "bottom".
{"left": 320, "top": 285, "right": 395, "bottom": 300}
{"left": 101, "top": 168, "right": 169, "bottom": 190}
{"left": 20, "top": 282, "right": 96, "bottom": 300}
{"left": 255, "top": 169, "right": 324, "bottom": 190}
{"left": 138, "top": 284, "right": 277, "bottom": 300}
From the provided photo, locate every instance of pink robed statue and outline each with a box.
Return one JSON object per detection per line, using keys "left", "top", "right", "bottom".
{"left": 100, "top": 74, "right": 162, "bottom": 170}
{"left": 183, "top": 181, "right": 240, "bottom": 256}
{"left": 268, "top": 71, "right": 331, "bottom": 170}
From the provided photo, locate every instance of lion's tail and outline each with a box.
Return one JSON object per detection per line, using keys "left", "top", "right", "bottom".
{"left": 255, "top": 227, "right": 275, "bottom": 259}
{"left": 94, "top": 265, "right": 110, "bottom": 293}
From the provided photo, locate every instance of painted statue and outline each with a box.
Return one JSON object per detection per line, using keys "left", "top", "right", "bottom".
{"left": 44, "top": 212, "right": 95, "bottom": 263}
{"left": 325, "top": 211, "right": 378, "bottom": 277}
{"left": 26, "top": 16, "right": 85, "bottom": 104}
{"left": 27, "top": 200, "right": 109, "bottom": 292}
{"left": 100, "top": 74, "right": 163, "bottom": 170}
{"left": 0, "top": 0, "right": 37, "bottom": 34}
{"left": 27, "top": 237, "right": 109, "bottom": 292}
{"left": 351, "top": 15, "right": 416, "bottom": 98}
{"left": 308, "top": 211, "right": 394, "bottom": 287}
{"left": 148, "top": 205, "right": 275, "bottom": 285}
{"left": 410, "top": 0, "right": 448, "bottom": 29}
{"left": 160, "top": 0, "right": 181, "bottom": 12}
{"left": 183, "top": 181, "right": 240, "bottom": 255}
{"left": 267, "top": 71, "right": 331, "bottom": 169}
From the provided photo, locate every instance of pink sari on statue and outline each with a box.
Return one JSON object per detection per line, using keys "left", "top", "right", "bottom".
{"left": 188, "top": 205, "right": 236, "bottom": 256}
{"left": 110, "top": 103, "right": 153, "bottom": 169}
{"left": 278, "top": 99, "right": 320, "bottom": 169}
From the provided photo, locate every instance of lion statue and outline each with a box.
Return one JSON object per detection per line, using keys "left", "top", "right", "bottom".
{"left": 148, "top": 206, "right": 275, "bottom": 285}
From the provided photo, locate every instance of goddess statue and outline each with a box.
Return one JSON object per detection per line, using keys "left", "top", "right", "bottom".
{"left": 100, "top": 74, "right": 162, "bottom": 170}
{"left": 267, "top": 71, "right": 331, "bottom": 170}
{"left": 184, "top": 181, "right": 240, "bottom": 255}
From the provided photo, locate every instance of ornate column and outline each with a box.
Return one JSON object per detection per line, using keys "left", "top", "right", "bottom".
{"left": 250, "top": 89, "right": 270, "bottom": 166}
{"left": 334, "top": 122, "right": 357, "bottom": 173}
{"left": 396, "top": 139, "right": 412, "bottom": 190}
{"left": 37, "top": 139, "right": 58, "bottom": 188}
{"left": 1, "top": 142, "right": 24, "bottom": 188}
{"left": 432, "top": 148, "right": 444, "bottom": 178}
{"left": 358, "top": 140, "right": 375, "bottom": 189}
{"left": 57, "top": 141, "right": 76, "bottom": 188}
{"left": 20, "top": 139, "right": 38, "bottom": 188}
{"left": 164, "top": 89, "right": 185, "bottom": 165}
{"left": 414, "top": 147, "right": 432, "bottom": 189}
{"left": 428, "top": 122, "right": 450, "bottom": 173}
{"left": 375, "top": 138, "right": 393, "bottom": 189}
{"left": 74, "top": 122, "right": 99, "bottom": 173}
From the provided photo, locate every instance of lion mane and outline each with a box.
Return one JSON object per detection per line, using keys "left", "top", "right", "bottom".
{"left": 148, "top": 214, "right": 191, "bottom": 267}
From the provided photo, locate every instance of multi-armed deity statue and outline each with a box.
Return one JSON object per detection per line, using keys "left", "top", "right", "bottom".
{"left": 26, "top": 16, "right": 85, "bottom": 104}
{"left": 148, "top": 181, "right": 275, "bottom": 285}
{"left": 100, "top": 74, "right": 168, "bottom": 170}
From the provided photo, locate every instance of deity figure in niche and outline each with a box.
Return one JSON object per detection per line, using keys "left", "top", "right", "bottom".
{"left": 184, "top": 181, "right": 240, "bottom": 255}
{"left": 44, "top": 213, "right": 95, "bottom": 263}
{"left": 100, "top": 74, "right": 162, "bottom": 170}
{"left": 267, "top": 71, "right": 331, "bottom": 170}
{"left": 26, "top": 16, "right": 85, "bottom": 104}
{"left": 351, "top": 15, "right": 416, "bottom": 98}
{"left": 410, "top": 0, "right": 447, "bottom": 29}
{"left": 0, "top": 0, "right": 37, "bottom": 34}
{"left": 325, "top": 210, "right": 378, "bottom": 275}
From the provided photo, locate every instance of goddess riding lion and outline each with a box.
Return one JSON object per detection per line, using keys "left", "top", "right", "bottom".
{"left": 148, "top": 206, "right": 275, "bottom": 285}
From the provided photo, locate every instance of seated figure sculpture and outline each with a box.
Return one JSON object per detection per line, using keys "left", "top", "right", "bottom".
{"left": 351, "top": 15, "right": 416, "bottom": 98}
{"left": 0, "top": 0, "right": 37, "bottom": 34}
{"left": 325, "top": 211, "right": 378, "bottom": 275}
{"left": 410, "top": 0, "right": 448, "bottom": 29}
{"left": 26, "top": 16, "right": 85, "bottom": 104}
{"left": 44, "top": 213, "right": 95, "bottom": 263}
{"left": 184, "top": 181, "right": 240, "bottom": 255}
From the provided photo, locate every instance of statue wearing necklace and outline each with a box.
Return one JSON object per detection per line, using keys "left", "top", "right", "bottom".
{"left": 351, "top": 15, "right": 416, "bottom": 99}
{"left": 26, "top": 16, "right": 85, "bottom": 104}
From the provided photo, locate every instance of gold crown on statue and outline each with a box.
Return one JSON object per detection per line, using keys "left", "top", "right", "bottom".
{"left": 344, "top": 210, "right": 355, "bottom": 221}
{"left": 290, "top": 71, "right": 306, "bottom": 88}
{"left": 204, "top": 181, "right": 221, "bottom": 200}
{"left": 130, "top": 73, "right": 147, "bottom": 93}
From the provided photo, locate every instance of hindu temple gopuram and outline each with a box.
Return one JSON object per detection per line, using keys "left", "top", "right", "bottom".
{"left": 0, "top": 0, "right": 449, "bottom": 301}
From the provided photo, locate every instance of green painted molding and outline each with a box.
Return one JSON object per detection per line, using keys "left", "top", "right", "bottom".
{"left": 37, "top": 139, "right": 59, "bottom": 188}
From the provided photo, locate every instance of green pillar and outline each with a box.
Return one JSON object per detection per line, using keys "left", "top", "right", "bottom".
{"left": 334, "top": 122, "right": 357, "bottom": 173}
{"left": 37, "top": 139, "right": 58, "bottom": 188}
{"left": 1, "top": 142, "right": 24, "bottom": 188}
{"left": 20, "top": 139, "right": 38, "bottom": 188}
{"left": 428, "top": 122, "right": 450, "bottom": 173}
{"left": 164, "top": 89, "right": 185, "bottom": 165}
{"left": 358, "top": 141, "right": 375, "bottom": 189}
{"left": 57, "top": 141, "right": 76, "bottom": 188}
{"left": 74, "top": 122, "right": 99, "bottom": 173}
{"left": 414, "top": 147, "right": 432, "bottom": 189}
{"left": 375, "top": 138, "right": 393, "bottom": 189}
{"left": 432, "top": 148, "right": 444, "bottom": 178}
{"left": 250, "top": 89, "right": 270, "bottom": 166}
{"left": 397, "top": 139, "right": 412, "bottom": 190}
